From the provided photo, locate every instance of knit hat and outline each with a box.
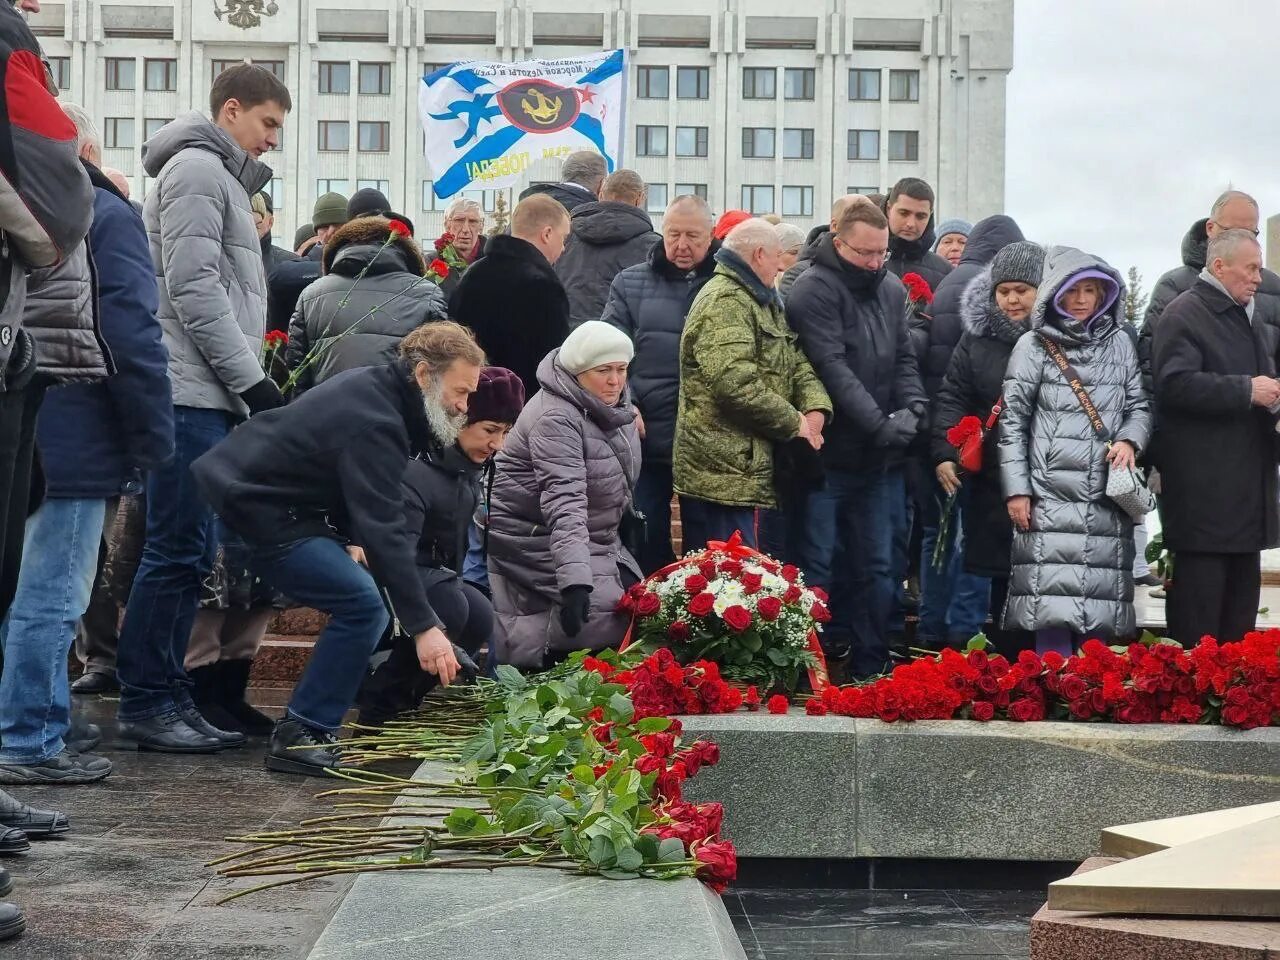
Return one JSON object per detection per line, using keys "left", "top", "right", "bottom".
{"left": 467, "top": 367, "right": 526, "bottom": 425}
{"left": 312, "top": 192, "right": 349, "bottom": 228}
{"left": 250, "top": 191, "right": 272, "bottom": 217}
{"left": 558, "top": 320, "right": 634, "bottom": 376}
{"left": 293, "top": 223, "right": 316, "bottom": 249}
{"left": 933, "top": 218, "right": 973, "bottom": 248}
{"left": 990, "top": 241, "right": 1046, "bottom": 289}
{"left": 348, "top": 187, "right": 391, "bottom": 220}
{"left": 714, "top": 209, "right": 752, "bottom": 241}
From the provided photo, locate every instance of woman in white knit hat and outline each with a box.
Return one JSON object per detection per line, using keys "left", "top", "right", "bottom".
{"left": 486, "top": 322, "right": 643, "bottom": 669}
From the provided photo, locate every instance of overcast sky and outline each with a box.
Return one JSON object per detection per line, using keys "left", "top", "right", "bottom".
{"left": 1005, "top": 0, "right": 1280, "bottom": 298}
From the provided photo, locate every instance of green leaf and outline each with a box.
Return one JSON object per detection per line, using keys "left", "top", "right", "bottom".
{"left": 615, "top": 845, "right": 644, "bottom": 872}
{"left": 443, "top": 808, "right": 498, "bottom": 837}
{"left": 608, "top": 692, "right": 635, "bottom": 724}
{"left": 740, "top": 632, "right": 763, "bottom": 653}
{"left": 495, "top": 664, "right": 527, "bottom": 692}
{"left": 765, "top": 646, "right": 790, "bottom": 666}
{"left": 964, "top": 633, "right": 991, "bottom": 652}
{"left": 657, "top": 837, "right": 686, "bottom": 863}
{"left": 538, "top": 806, "right": 567, "bottom": 830}
{"left": 633, "top": 717, "right": 672, "bottom": 734}
{"left": 587, "top": 834, "right": 616, "bottom": 867}
{"left": 544, "top": 706, "right": 572, "bottom": 727}
{"left": 598, "top": 868, "right": 641, "bottom": 880}
{"left": 570, "top": 764, "right": 597, "bottom": 786}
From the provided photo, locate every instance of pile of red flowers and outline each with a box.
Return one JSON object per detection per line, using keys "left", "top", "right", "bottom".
{"left": 586, "top": 649, "right": 744, "bottom": 720}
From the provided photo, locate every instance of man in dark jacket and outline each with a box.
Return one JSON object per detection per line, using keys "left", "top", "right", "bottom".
{"left": 778, "top": 194, "right": 866, "bottom": 300}
{"left": 518, "top": 150, "right": 606, "bottom": 213}
{"left": 602, "top": 194, "right": 718, "bottom": 573}
{"left": 787, "top": 201, "right": 927, "bottom": 678}
{"left": 0, "top": 119, "right": 173, "bottom": 786}
{"left": 1152, "top": 229, "right": 1280, "bottom": 645}
{"left": 554, "top": 169, "right": 659, "bottom": 331}
{"left": 883, "top": 178, "right": 952, "bottom": 291}
{"left": 452, "top": 194, "right": 571, "bottom": 396}
{"left": 192, "top": 323, "right": 483, "bottom": 776}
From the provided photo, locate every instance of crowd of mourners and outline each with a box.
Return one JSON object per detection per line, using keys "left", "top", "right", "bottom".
{"left": 0, "top": 10, "right": 1278, "bottom": 937}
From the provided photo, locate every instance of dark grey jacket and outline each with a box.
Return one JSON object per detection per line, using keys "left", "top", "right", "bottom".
{"left": 554, "top": 200, "right": 659, "bottom": 330}
{"left": 143, "top": 113, "right": 272, "bottom": 415}
{"left": 600, "top": 240, "right": 719, "bottom": 463}
{"left": 488, "top": 350, "right": 641, "bottom": 669}
{"left": 23, "top": 237, "right": 109, "bottom": 384}
{"left": 998, "top": 247, "right": 1151, "bottom": 637}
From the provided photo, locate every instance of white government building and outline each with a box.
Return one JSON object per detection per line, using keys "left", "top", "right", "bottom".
{"left": 33, "top": 0, "right": 1014, "bottom": 243}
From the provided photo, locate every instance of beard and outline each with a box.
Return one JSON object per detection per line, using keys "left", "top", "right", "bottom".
{"left": 422, "top": 380, "right": 466, "bottom": 446}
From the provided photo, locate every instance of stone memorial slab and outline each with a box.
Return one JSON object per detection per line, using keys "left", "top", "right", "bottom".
{"left": 1100, "top": 800, "right": 1280, "bottom": 858}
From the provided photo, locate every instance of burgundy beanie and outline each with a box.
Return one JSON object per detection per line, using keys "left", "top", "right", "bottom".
{"left": 467, "top": 366, "right": 525, "bottom": 425}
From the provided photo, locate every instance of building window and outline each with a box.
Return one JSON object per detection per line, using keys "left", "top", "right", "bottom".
{"left": 145, "top": 59, "right": 177, "bottom": 92}
{"left": 317, "top": 121, "right": 350, "bottom": 152}
{"left": 647, "top": 183, "right": 669, "bottom": 214}
{"left": 676, "top": 66, "right": 709, "bottom": 99}
{"left": 782, "top": 128, "right": 814, "bottom": 160}
{"left": 637, "top": 65, "right": 668, "bottom": 99}
{"left": 847, "top": 129, "right": 880, "bottom": 160}
{"left": 356, "top": 178, "right": 391, "bottom": 195}
{"left": 674, "top": 182, "right": 708, "bottom": 200}
{"left": 105, "top": 58, "right": 135, "bottom": 91}
{"left": 849, "top": 68, "right": 880, "bottom": 101}
{"left": 211, "top": 58, "right": 245, "bottom": 84}
{"left": 741, "top": 127, "right": 775, "bottom": 159}
{"left": 318, "top": 62, "right": 351, "bottom": 95}
{"left": 316, "top": 179, "right": 350, "bottom": 198}
{"left": 889, "top": 69, "right": 920, "bottom": 102}
{"left": 742, "top": 67, "right": 776, "bottom": 99}
{"left": 741, "top": 184, "right": 774, "bottom": 214}
{"left": 265, "top": 178, "right": 283, "bottom": 208}
{"left": 255, "top": 60, "right": 286, "bottom": 82}
{"left": 783, "top": 67, "right": 815, "bottom": 100}
{"left": 357, "top": 121, "right": 390, "bottom": 152}
{"left": 848, "top": 185, "right": 880, "bottom": 196}
{"left": 422, "top": 181, "right": 439, "bottom": 210}
{"left": 461, "top": 189, "right": 498, "bottom": 211}
{"left": 144, "top": 118, "right": 170, "bottom": 141}
{"left": 104, "top": 118, "right": 135, "bottom": 150}
{"left": 636, "top": 125, "right": 668, "bottom": 157}
{"left": 359, "top": 62, "right": 391, "bottom": 95}
{"left": 675, "top": 126, "right": 708, "bottom": 158}
{"left": 782, "top": 186, "right": 814, "bottom": 218}
{"left": 888, "top": 130, "right": 919, "bottom": 161}
{"left": 47, "top": 57, "right": 70, "bottom": 90}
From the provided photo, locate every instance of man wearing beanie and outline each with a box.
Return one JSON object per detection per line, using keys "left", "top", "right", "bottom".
{"left": 348, "top": 186, "right": 391, "bottom": 221}
{"left": 357, "top": 365, "right": 525, "bottom": 725}
{"left": 308, "top": 191, "right": 349, "bottom": 260}
{"left": 934, "top": 218, "right": 973, "bottom": 268}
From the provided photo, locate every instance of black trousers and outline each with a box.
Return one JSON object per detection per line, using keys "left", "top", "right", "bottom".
{"left": 1166, "top": 551, "right": 1261, "bottom": 645}
{"left": 0, "top": 382, "right": 45, "bottom": 621}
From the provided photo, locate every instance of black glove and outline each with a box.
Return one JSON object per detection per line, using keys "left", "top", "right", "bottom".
{"left": 874, "top": 409, "right": 919, "bottom": 449}
{"left": 452, "top": 643, "right": 480, "bottom": 682}
{"left": 239, "top": 376, "right": 285, "bottom": 416}
{"left": 907, "top": 399, "right": 928, "bottom": 420}
{"left": 559, "top": 585, "right": 592, "bottom": 638}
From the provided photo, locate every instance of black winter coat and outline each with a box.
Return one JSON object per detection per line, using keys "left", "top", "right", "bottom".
{"left": 931, "top": 266, "right": 1023, "bottom": 577}
{"left": 554, "top": 201, "right": 659, "bottom": 330}
{"left": 786, "top": 235, "right": 926, "bottom": 472}
{"left": 518, "top": 181, "right": 597, "bottom": 212}
{"left": 191, "top": 361, "right": 446, "bottom": 636}
{"left": 600, "top": 240, "right": 719, "bottom": 463}
{"left": 1152, "top": 278, "right": 1280, "bottom": 553}
{"left": 923, "top": 215, "right": 1024, "bottom": 398}
{"left": 452, "top": 234, "right": 569, "bottom": 397}
{"left": 402, "top": 444, "right": 483, "bottom": 588}
{"left": 267, "top": 256, "right": 321, "bottom": 336}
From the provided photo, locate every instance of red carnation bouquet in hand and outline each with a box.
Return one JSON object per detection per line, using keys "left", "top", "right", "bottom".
{"left": 902, "top": 272, "right": 934, "bottom": 305}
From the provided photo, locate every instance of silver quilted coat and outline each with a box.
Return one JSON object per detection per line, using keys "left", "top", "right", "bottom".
{"left": 998, "top": 246, "right": 1151, "bottom": 636}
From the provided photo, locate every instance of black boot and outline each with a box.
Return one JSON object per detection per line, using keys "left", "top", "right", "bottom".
{"left": 217, "top": 660, "right": 275, "bottom": 736}
{"left": 117, "top": 709, "right": 222, "bottom": 754}
{"left": 0, "top": 789, "right": 69, "bottom": 838}
{"left": 0, "top": 866, "right": 10, "bottom": 896}
{"left": 0, "top": 829, "right": 27, "bottom": 856}
{"left": 188, "top": 665, "right": 246, "bottom": 737}
{"left": 265, "top": 719, "right": 348, "bottom": 778}
{"left": 0, "top": 900, "right": 23, "bottom": 942}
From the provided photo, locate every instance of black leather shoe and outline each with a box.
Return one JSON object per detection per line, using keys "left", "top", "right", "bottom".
{"left": 0, "top": 789, "right": 69, "bottom": 838}
{"left": 67, "top": 720, "right": 102, "bottom": 754}
{"left": 0, "top": 901, "right": 24, "bottom": 942}
{"left": 71, "top": 670, "right": 119, "bottom": 695}
{"left": 177, "top": 702, "right": 247, "bottom": 749}
{"left": 0, "top": 749, "right": 112, "bottom": 785}
{"left": 217, "top": 660, "right": 276, "bottom": 736}
{"left": 266, "top": 719, "right": 347, "bottom": 778}
{"left": 0, "top": 828, "right": 28, "bottom": 856}
{"left": 117, "top": 710, "right": 221, "bottom": 754}
{"left": 0, "top": 865, "right": 11, "bottom": 896}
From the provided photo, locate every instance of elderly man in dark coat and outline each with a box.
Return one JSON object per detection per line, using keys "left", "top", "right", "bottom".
{"left": 1152, "top": 228, "right": 1280, "bottom": 644}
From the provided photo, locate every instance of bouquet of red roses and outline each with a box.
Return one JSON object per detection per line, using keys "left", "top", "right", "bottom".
{"left": 619, "top": 533, "right": 828, "bottom": 691}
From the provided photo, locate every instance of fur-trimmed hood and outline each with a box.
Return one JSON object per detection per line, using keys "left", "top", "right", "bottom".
{"left": 323, "top": 216, "right": 426, "bottom": 277}
{"left": 960, "top": 265, "right": 1027, "bottom": 345}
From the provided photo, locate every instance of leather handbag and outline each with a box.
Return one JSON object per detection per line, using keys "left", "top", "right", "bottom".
{"left": 958, "top": 399, "right": 1004, "bottom": 473}
{"left": 1038, "top": 335, "right": 1155, "bottom": 522}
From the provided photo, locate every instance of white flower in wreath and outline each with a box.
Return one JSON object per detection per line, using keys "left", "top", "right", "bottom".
{"left": 712, "top": 593, "right": 732, "bottom": 617}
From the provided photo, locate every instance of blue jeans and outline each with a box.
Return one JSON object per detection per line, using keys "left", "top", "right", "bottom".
{"left": 0, "top": 498, "right": 106, "bottom": 763}
{"left": 462, "top": 521, "right": 489, "bottom": 591}
{"left": 918, "top": 488, "right": 992, "bottom": 645}
{"left": 634, "top": 460, "right": 675, "bottom": 573}
{"left": 678, "top": 496, "right": 757, "bottom": 554}
{"left": 802, "top": 468, "right": 905, "bottom": 679}
{"left": 248, "top": 537, "right": 388, "bottom": 731}
{"left": 117, "top": 406, "right": 230, "bottom": 721}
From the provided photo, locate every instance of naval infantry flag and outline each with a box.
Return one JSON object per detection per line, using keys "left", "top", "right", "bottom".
{"left": 419, "top": 50, "right": 627, "bottom": 201}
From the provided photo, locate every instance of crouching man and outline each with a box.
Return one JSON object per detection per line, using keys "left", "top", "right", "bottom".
{"left": 192, "top": 322, "right": 483, "bottom": 776}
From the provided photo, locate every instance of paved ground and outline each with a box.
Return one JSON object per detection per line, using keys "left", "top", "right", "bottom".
{"left": 2, "top": 697, "right": 352, "bottom": 960}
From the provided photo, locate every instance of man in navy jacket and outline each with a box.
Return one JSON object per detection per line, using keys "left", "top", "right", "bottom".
{"left": 0, "top": 108, "right": 173, "bottom": 786}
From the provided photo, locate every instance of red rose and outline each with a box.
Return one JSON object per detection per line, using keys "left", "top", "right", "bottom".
{"left": 781, "top": 564, "right": 800, "bottom": 582}
{"left": 429, "top": 257, "right": 450, "bottom": 279}
{"left": 688, "top": 592, "right": 715, "bottom": 618}
{"left": 635, "top": 591, "right": 662, "bottom": 617}
{"left": 741, "top": 572, "right": 763, "bottom": 594}
{"left": 1008, "top": 697, "right": 1043, "bottom": 722}
{"left": 388, "top": 219, "right": 412, "bottom": 238}
{"left": 811, "top": 586, "right": 829, "bottom": 603}
{"left": 698, "top": 560, "right": 717, "bottom": 580}
{"left": 667, "top": 620, "right": 691, "bottom": 642}
{"left": 722, "top": 605, "right": 752, "bottom": 633}
{"left": 782, "top": 585, "right": 803, "bottom": 604}
{"left": 693, "top": 839, "right": 738, "bottom": 893}
{"left": 684, "top": 574, "right": 708, "bottom": 594}
{"left": 719, "top": 559, "right": 743, "bottom": 577}
{"left": 435, "top": 232, "right": 454, "bottom": 251}
{"left": 745, "top": 686, "right": 761, "bottom": 711}
{"left": 756, "top": 596, "right": 783, "bottom": 622}
{"left": 971, "top": 701, "right": 995, "bottom": 721}
{"left": 804, "top": 698, "right": 828, "bottom": 716}
{"left": 809, "top": 601, "right": 832, "bottom": 624}
{"left": 1059, "top": 674, "right": 1087, "bottom": 701}
{"left": 767, "top": 694, "right": 789, "bottom": 714}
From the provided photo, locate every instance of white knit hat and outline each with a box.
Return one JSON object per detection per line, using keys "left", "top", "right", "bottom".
{"left": 558, "top": 320, "right": 634, "bottom": 375}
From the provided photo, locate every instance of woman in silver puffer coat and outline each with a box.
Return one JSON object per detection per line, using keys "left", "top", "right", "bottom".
{"left": 998, "top": 247, "right": 1151, "bottom": 653}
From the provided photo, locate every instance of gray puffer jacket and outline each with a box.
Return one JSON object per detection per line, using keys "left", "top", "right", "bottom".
{"left": 287, "top": 217, "right": 447, "bottom": 393}
{"left": 554, "top": 200, "right": 659, "bottom": 331}
{"left": 488, "top": 350, "right": 641, "bottom": 669}
{"left": 23, "top": 239, "right": 109, "bottom": 384}
{"left": 142, "top": 113, "right": 272, "bottom": 416}
{"left": 998, "top": 247, "right": 1151, "bottom": 637}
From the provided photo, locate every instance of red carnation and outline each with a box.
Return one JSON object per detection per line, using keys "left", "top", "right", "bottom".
{"left": 756, "top": 596, "right": 783, "bottom": 622}
{"left": 264, "top": 329, "right": 288, "bottom": 348}
{"left": 722, "top": 604, "right": 752, "bottom": 633}
{"left": 767, "top": 694, "right": 789, "bottom": 714}
{"left": 805, "top": 698, "right": 828, "bottom": 716}
{"left": 688, "top": 592, "right": 715, "bottom": 618}
{"left": 667, "top": 620, "right": 692, "bottom": 642}
{"left": 946, "top": 415, "right": 984, "bottom": 450}
{"left": 902, "top": 271, "right": 934, "bottom": 304}
{"left": 388, "top": 219, "right": 411, "bottom": 238}
{"left": 745, "top": 685, "right": 761, "bottom": 711}
{"left": 684, "top": 574, "right": 709, "bottom": 594}
{"left": 635, "top": 591, "right": 662, "bottom": 617}
{"left": 429, "top": 257, "right": 450, "bottom": 279}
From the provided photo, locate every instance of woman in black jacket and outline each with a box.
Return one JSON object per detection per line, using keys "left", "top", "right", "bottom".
{"left": 931, "top": 241, "right": 1044, "bottom": 648}
{"left": 356, "top": 367, "right": 525, "bottom": 724}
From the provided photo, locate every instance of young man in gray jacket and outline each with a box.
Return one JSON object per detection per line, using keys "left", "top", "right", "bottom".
{"left": 115, "top": 64, "right": 291, "bottom": 754}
